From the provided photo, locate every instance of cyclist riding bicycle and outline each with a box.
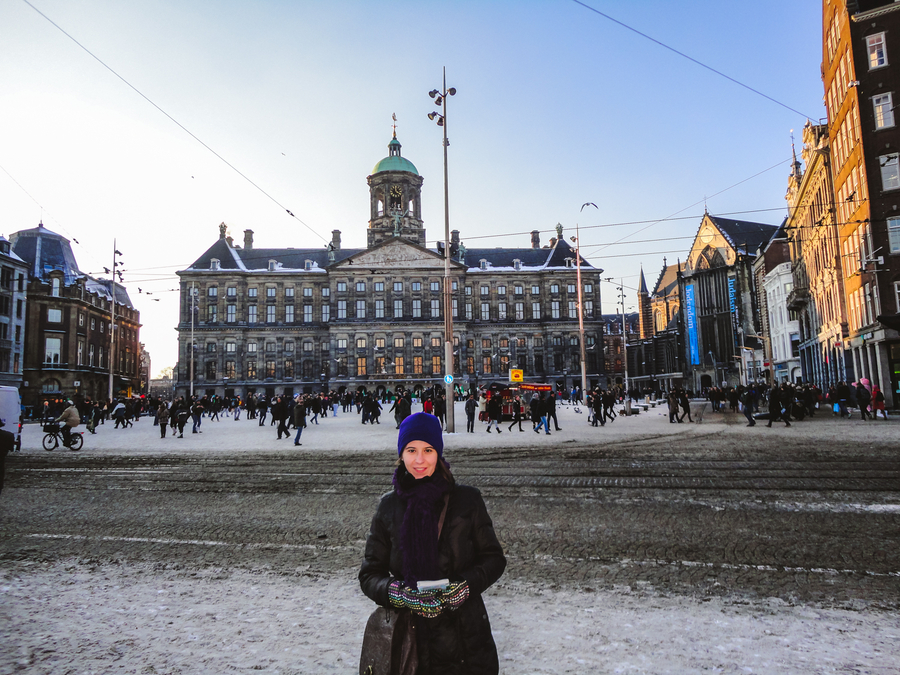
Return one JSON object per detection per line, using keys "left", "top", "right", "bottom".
{"left": 55, "top": 400, "right": 81, "bottom": 447}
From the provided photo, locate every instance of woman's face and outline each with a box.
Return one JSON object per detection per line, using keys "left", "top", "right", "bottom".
{"left": 402, "top": 440, "right": 439, "bottom": 479}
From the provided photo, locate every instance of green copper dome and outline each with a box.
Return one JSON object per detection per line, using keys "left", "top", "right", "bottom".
{"left": 371, "top": 136, "right": 419, "bottom": 175}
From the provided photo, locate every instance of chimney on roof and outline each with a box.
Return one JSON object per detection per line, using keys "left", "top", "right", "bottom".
{"left": 451, "top": 230, "right": 460, "bottom": 248}
{"left": 531, "top": 230, "right": 540, "bottom": 249}
{"left": 331, "top": 230, "right": 341, "bottom": 251}
{"left": 226, "top": 236, "right": 233, "bottom": 247}
{"left": 244, "top": 229, "right": 254, "bottom": 250}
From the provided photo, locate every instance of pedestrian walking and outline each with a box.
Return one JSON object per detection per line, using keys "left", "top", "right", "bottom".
{"left": 855, "top": 382, "right": 872, "bottom": 421}
{"left": 157, "top": 402, "right": 170, "bottom": 438}
{"left": 292, "top": 396, "right": 307, "bottom": 445}
{"left": 507, "top": 395, "right": 524, "bottom": 431}
{"left": 872, "top": 385, "right": 888, "bottom": 419}
{"left": 766, "top": 385, "right": 791, "bottom": 428}
{"left": 359, "top": 412, "right": 506, "bottom": 674}
{"left": 485, "top": 394, "right": 502, "bottom": 433}
{"left": 546, "top": 392, "right": 561, "bottom": 431}
{"left": 464, "top": 394, "right": 477, "bottom": 433}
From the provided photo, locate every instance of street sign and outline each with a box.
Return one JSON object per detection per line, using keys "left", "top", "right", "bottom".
{"left": 444, "top": 374, "right": 454, "bottom": 384}
{"left": 509, "top": 369, "right": 524, "bottom": 383}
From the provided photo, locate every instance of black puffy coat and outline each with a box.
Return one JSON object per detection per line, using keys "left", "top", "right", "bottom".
{"left": 359, "top": 482, "right": 507, "bottom": 674}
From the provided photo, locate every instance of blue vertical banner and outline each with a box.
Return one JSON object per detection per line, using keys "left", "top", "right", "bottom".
{"left": 727, "top": 276, "right": 739, "bottom": 348}
{"left": 685, "top": 283, "right": 700, "bottom": 365}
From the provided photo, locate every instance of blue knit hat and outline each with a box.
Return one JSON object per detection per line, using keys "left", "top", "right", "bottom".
{"left": 397, "top": 412, "right": 443, "bottom": 458}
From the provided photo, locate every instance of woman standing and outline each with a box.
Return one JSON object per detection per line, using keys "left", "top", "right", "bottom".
{"left": 359, "top": 413, "right": 506, "bottom": 673}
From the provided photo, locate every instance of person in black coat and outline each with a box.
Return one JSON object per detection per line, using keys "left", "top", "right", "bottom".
{"left": 359, "top": 413, "right": 506, "bottom": 674}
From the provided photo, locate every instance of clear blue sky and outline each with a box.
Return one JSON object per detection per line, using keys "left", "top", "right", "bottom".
{"left": 0, "top": 0, "right": 824, "bottom": 373}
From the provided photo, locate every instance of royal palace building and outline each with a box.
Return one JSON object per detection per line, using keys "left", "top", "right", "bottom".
{"left": 174, "top": 134, "right": 608, "bottom": 400}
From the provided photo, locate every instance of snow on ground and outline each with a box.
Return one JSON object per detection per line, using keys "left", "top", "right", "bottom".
{"left": 2, "top": 561, "right": 899, "bottom": 675}
{"left": 5, "top": 401, "right": 900, "bottom": 673}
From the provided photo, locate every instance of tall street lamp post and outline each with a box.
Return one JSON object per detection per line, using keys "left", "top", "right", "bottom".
{"left": 428, "top": 69, "right": 457, "bottom": 432}
{"left": 108, "top": 243, "right": 123, "bottom": 401}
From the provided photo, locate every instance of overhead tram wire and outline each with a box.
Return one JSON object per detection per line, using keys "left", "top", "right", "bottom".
{"left": 580, "top": 157, "right": 793, "bottom": 259}
{"left": 569, "top": 0, "right": 820, "bottom": 121}
{"left": 21, "top": 0, "right": 329, "bottom": 246}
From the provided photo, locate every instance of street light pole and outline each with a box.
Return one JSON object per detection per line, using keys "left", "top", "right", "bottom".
{"left": 189, "top": 281, "right": 196, "bottom": 397}
{"left": 429, "top": 68, "right": 457, "bottom": 433}
{"left": 108, "top": 242, "right": 122, "bottom": 401}
{"left": 572, "top": 224, "right": 588, "bottom": 401}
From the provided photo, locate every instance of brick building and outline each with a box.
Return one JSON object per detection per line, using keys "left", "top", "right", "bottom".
{"left": 10, "top": 223, "right": 141, "bottom": 407}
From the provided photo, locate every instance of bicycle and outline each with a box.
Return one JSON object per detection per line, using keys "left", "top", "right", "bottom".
{"left": 42, "top": 423, "right": 83, "bottom": 451}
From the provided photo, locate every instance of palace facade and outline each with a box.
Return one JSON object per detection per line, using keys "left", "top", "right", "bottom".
{"left": 174, "top": 134, "right": 607, "bottom": 399}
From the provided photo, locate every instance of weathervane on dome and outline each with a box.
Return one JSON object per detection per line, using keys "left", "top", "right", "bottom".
{"left": 392, "top": 113, "right": 398, "bottom": 139}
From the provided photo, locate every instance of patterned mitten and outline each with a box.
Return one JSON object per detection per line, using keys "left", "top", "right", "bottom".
{"left": 388, "top": 580, "right": 444, "bottom": 618}
{"left": 441, "top": 581, "right": 470, "bottom": 611}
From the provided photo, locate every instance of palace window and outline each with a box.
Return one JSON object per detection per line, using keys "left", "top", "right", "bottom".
{"left": 412, "top": 300, "right": 422, "bottom": 318}
{"left": 498, "top": 302, "right": 507, "bottom": 320}
{"left": 356, "top": 281, "right": 365, "bottom": 292}
{"left": 394, "top": 355, "right": 405, "bottom": 375}
{"left": 432, "top": 355, "right": 442, "bottom": 375}
{"left": 532, "top": 302, "right": 541, "bottom": 320}
{"left": 515, "top": 302, "right": 524, "bottom": 320}
{"left": 248, "top": 288, "right": 258, "bottom": 298}
{"left": 431, "top": 299, "right": 440, "bottom": 318}
{"left": 225, "top": 361, "right": 236, "bottom": 378}
{"left": 412, "top": 282, "right": 422, "bottom": 291}
{"left": 246, "top": 360, "right": 257, "bottom": 379}
{"left": 226, "top": 305, "right": 236, "bottom": 322}
{"left": 337, "top": 300, "right": 347, "bottom": 319}
{"left": 285, "top": 305, "right": 294, "bottom": 322}
{"left": 248, "top": 305, "right": 258, "bottom": 323}
{"left": 207, "top": 305, "right": 217, "bottom": 322}
{"left": 48, "top": 308, "right": 62, "bottom": 323}
{"left": 568, "top": 301, "right": 578, "bottom": 318}
{"left": 481, "top": 303, "right": 490, "bottom": 321}
{"left": 286, "top": 287, "right": 295, "bottom": 298}
{"left": 394, "top": 337, "right": 404, "bottom": 348}
{"left": 394, "top": 300, "right": 404, "bottom": 318}
{"left": 394, "top": 282, "right": 403, "bottom": 292}
{"left": 206, "top": 361, "right": 217, "bottom": 379}
{"left": 531, "top": 285, "right": 540, "bottom": 295}
{"left": 414, "top": 355, "right": 423, "bottom": 374}
{"left": 480, "top": 285, "right": 489, "bottom": 296}
{"left": 266, "top": 305, "right": 276, "bottom": 323}
{"left": 356, "top": 300, "right": 366, "bottom": 318}
{"left": 374, "top": 282, "right": 384, "bottom": 292}
{"left": 375, "top": 299, "right": 385, "bottom": 318}
{"left": 430, "top": 281, "right": 440, "bottom": 291}
{"left": 322, "top": 305, "right": 330, "bottom": 322}
{"left": 266, "top": 287, "right": 276, "bottom": 298}
{"left": 357, "top": 356, "right": 367, "bottom": 376}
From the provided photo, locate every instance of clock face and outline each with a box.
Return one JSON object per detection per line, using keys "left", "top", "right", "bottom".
{"left": 390, "top": 185, "right": 402, "bottom": 198}
{"left": 699, "top": 229, "right": 713, "bottom": 245}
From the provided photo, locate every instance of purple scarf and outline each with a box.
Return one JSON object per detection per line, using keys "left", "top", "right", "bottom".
{"left": 392, "top": 465, "right": 449, "bottom": 590}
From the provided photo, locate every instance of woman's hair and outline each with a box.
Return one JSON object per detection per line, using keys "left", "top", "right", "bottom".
{"left": 395, "top": 456, "right": 456, "bottom": 486}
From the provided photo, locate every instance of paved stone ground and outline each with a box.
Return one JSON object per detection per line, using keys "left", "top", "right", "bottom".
{"left": 2, "top": 402, "right": 899, "bottom": 672}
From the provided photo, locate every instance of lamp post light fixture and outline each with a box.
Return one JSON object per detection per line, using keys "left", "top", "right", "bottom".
{"left": 428, "top": 68, "right": 457, "bottom": 433}
{"left": 108, "top": 242, "right": 124, "bottom": 401}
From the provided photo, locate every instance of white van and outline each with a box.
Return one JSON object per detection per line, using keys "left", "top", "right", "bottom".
{"left": 0, "top": 386, "right": 23, "bottom": 451}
